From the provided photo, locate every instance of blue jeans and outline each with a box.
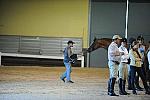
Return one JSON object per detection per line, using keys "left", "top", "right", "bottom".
{"left": 130, "top": 65, "right": 148, "bottom": 91}
{"left": 60, "top": 62, "right": 72, "bottom": 81}
{"left": 127, "top": 64, "right": 131, "bottom": 75}
{"left": 127, "top": 65, "right": 132, "bottom": 87}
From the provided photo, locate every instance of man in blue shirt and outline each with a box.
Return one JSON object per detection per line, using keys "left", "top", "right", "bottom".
{"left": 60, "top": 40, "right": 75, "bottom": 83}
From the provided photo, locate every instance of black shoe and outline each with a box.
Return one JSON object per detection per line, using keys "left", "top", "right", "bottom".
{"left": 123, "top": 91, "right": 130, "bottom": 95}
{"left": 128, "top": 86, "right": 133, "bottom": 90}
{"left": 66, "top": 80, "right": 74, "bottom": 83}
{"left": 107, "top": 93, "right": 109, "bottom": 95}
{"left": 132, "top": 90, "right": 137, "bottom": 95}
{"left": 145, "top": 91, "right": 150, "bottom": 95}
{"left": 108, "top": 92, "right": 119, "bottom": 96}
{"left": 60, "top": 77, "right": 65, "bottom": 82}
{"left": 136, "top": 86, "right": 143, "bottom": 91}
{"left": 119, "top": 90, "right": 127, "bottom": 95}
{"left": 119, "top": 91, "right": 125, "bottom": 95}
{"left": 136, "top": 88, "right": 143, "bottom": 91}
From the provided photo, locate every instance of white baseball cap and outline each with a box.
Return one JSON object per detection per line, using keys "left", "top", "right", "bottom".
{"left": 112, "top": 35, "right": 122, "bottom": 40}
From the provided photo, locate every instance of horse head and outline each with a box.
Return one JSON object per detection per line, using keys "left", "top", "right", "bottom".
{"left": 87, "top": 38, "right": 112, "bottom": 53}
{"left": 87, "top": 37, "right": 98, "bottom": 53}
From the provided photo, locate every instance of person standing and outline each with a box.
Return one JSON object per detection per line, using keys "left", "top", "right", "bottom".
{"left": 129, "top": 41, "right": 150, "bottom": 95}
{"left": 134, "top": 35, "right": 146, "bottom": 90}
{"left": 127, "top": 38, "right": 136, "bottom": 90}
{"left": 118, "top": 38, "right": 129, "bottom": 95}
{"left": 60, "top": 40, "right": 75, "bottom": 83}
{"left": 107, "top": 35, "right": 123, "bottom": 96}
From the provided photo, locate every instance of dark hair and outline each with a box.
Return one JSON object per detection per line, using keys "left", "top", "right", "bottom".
{"left": 129, "top": 37, "right": 136, "bottom": 44}
{"left": 131, "top": 41, "right": 138, "bottom": 48}
{"left": 137, "top": 35, "right": 144, "bottom": 41}
{"left": 67, "top": 40, "right": 74, "bottom": 44}
{"left": 122, "top": 38, "right": 127, "bottom": 43}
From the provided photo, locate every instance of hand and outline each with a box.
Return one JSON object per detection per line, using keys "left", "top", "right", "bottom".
{"left": 120, "top": 52, "right": 124, "bottom": 55}
{"left": 69, "top": 59, "right": 75, "bottom": 63}
{"left": 139, "top": 59, "right": 142, "bottom": 61}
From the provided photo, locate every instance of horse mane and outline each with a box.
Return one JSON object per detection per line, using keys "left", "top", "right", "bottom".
{"left": 96, "top": 38, "right": 112, "bottom": 50}
{"left": 98, "top": 38, "right": 112, "bottom": 40}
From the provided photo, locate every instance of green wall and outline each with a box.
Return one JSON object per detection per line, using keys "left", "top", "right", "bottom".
{"left": 0, "top": 0, "right": 89, "bottom": 48}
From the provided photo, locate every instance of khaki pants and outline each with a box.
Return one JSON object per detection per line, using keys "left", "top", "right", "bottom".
{"left": 108, "top": 61, "right": 119, "bottom": 78}
{"left": 118, "top": 62, "right": 128, "bottom": 80}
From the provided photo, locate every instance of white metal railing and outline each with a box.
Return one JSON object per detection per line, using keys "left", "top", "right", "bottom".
{"left": 0, "top": 52, "right": 84, "bottom": 68}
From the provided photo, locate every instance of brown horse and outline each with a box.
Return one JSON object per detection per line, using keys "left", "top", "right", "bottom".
{"left": 87, "top": 38, "right": 112, "bottom": 53}
{"left": 87, "top": 37, "right": 149, "bottom": 52}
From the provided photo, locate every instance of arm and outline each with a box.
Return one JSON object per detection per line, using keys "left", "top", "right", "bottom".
{"left": 129, "top": 50, "right": 136, "bottom": 64}
{"left": 129, "top": 50, "right": 141, "bottom": 62}
{"left": 121, "top": 48, "right": 129, "bottom": 60}
{"left": 67, "top": 48, "right": 74, "bottom": 62}
{"left": 109, "top": 45, "right": 121, "bottom": 56}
